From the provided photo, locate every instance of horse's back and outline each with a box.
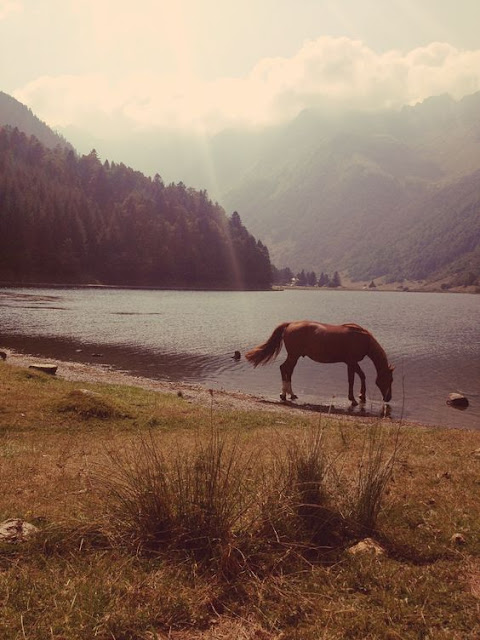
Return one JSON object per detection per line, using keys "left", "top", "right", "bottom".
{"left": 283, "top": 320, "right": 371, "bottom": 362}
{"left": 341, "top": 323, "right": 370, "bottom": 335}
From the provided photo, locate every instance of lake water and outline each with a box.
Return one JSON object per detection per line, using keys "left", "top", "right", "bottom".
{"left": 0, "top": 287, "right": 479, "bottom": 430}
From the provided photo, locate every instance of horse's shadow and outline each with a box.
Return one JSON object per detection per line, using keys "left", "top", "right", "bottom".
{"left": 258, "top": 398, "right": 391, "bottom": 419}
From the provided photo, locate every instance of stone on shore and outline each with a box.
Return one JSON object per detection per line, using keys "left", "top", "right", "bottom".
{"left": 446, "top": 393, "right": 469, "bottom": 409}
{"left": 29, "top": 364, "right": 58, "bottom": 375}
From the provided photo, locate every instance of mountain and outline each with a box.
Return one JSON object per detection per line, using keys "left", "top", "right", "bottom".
{"left": 5, "top": 88, "right": 480, "bottom": 286}
{"left": 219, "top": 92, "right": 480, "bottom": 285}
{"left": 0, "top": 126, "right": 272, "bottom": 289}
{"left": 60, "top": 91, "right": 480, "bottom": 286}
{"left": 0, "top": 91, "right": 72, "bottom": 151}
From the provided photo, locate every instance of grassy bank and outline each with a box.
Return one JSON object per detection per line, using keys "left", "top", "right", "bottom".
{"left": 0, "top": 361, "right": 479, "bottom": 639}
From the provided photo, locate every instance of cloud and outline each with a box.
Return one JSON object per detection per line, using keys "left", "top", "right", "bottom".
{"left": 0, "top": 1, "right": 22, "bottom": 20}
{"left": 14, "top": 37, "right": 480, "bottom": 135}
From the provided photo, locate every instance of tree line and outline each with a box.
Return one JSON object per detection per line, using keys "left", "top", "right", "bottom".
{"left": 0, "top": 127, "right": 272, "bottom": 289}
{"left": 272, "top": 266, "right": 342, "bottom": 288}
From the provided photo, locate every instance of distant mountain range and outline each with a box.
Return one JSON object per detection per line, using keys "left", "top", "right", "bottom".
{"left": 2, "top": 89, "right": 480, "bottom": 287}
{"left": 221, "top": 93, "right": 480, "bottom": 285}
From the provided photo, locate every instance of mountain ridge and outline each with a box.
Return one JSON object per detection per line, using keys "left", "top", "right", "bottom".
{"left": 2, "top": 89, "right": 480, "bottom": 287}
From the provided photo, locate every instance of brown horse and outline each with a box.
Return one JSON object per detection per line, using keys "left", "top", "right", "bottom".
{"left": 245, "top": 321, "right": 394, "bottom": 405}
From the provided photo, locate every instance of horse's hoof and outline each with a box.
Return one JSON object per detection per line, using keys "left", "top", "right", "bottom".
{"left": 359, "top": 395, "right": 366, "bottom": 404}
{"left": 350, "top": 398, "right": 358, "bottom": 407}
{"left": 280, "top": 394, "right": 287, "bottom": 403}
{"left": 290, "top": 394, "right": 298, "bottom": 401}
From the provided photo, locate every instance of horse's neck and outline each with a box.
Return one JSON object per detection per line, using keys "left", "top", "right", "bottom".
{"left": 367, "top": 336, "right": 389, "bottom": 374}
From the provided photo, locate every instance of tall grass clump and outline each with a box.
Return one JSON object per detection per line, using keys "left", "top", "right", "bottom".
{"left": 346, "top": 422, "right": 401, "bottom": 534}
{"left": 97, "top": 418, "right": 401, "bottom": 574}
{"left": 98, "top": 435, "right": 175, "bottom": 550}
{"left": 171, "top": 429, "right": 252, "bottom": 558}
{"left": 98, "top": 429, "right": 253, "bottom": 562}
{"left": 258, "top": 425, "right": 346, "bottom": 552}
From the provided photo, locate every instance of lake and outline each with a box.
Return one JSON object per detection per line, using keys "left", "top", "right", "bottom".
{"left": 0, "top": 287, "right": 478, "bottom": 429}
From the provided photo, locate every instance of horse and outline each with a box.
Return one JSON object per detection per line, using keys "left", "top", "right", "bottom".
{"left": 245, "top": 321, "right": 394, "bottom": 405}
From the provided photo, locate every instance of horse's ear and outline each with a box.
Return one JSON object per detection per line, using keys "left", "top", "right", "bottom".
{"left": 389, "top": 364, "right": 395, "bottom": 372}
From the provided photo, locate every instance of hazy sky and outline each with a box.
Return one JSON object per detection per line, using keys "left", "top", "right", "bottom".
{"left": 2, "top": 0, "right": 480, "bottom": 136}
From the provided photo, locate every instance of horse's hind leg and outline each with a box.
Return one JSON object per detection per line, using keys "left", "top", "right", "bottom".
{"left": 280, "top": 355, "right": 299, "bottom": 402}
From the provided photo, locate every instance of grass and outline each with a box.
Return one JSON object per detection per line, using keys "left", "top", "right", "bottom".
{"left": 0, "top": 360, "right": 480, "bottom": 638}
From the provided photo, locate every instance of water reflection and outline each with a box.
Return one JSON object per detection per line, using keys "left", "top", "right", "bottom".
{"left": 0, "top": 333, "right": 230, "bottom": 383}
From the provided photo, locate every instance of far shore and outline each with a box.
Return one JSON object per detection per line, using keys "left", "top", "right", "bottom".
{"left": 1, "top": 280, "right": 478, "bottom": 294}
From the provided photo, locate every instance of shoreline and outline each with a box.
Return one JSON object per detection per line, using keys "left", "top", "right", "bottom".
{"left": 2, "top": 347, "right": 437, "bottom": 430}
{"left": 1, "top": 282, "right": 478, "bottom": 294}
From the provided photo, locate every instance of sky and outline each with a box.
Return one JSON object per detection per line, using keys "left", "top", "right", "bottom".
{"left": 2, "top": 0, "right": 480, "bottom": 137}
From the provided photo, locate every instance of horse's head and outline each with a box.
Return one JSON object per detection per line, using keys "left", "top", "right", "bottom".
{"left": 376, "top": 365, "right": 394, "bottom": 402}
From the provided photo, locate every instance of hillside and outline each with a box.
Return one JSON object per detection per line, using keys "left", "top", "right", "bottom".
{"left": 0, "top": 91, "right": 71, "bottom": 151}
{"left": 59, "top": 91, "right": 480, "bottom": 286}
{"left": 0, "top": 126, "right": 272, "bottom": 288}
{"left": 222, "top": 93, "right": 480, "bottom": 284}
{"left": 4, "top": 89, "right": 480, "bottom": 286}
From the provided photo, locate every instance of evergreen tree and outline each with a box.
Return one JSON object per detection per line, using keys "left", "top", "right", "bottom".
{"left": 329, "top": 271, "right": 341, "bottom": 287}
{"left": 0, "top": 127, "right": 273, "bottom": 289}
{"left": 296, "top": 269, "right": 307, "bottom": 286}
{"left": 318, "top": 272, "right": 329, "bottom": 287}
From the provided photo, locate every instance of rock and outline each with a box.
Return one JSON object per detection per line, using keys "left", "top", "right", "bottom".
{"left": 347, "top": 538, "right": 385, "bottom": 556}
{"left": 76, "top": 388, "right": 102, "bottom": 398}
{"left": 0, "top": 519, "right": 38, "bottom": 543}
{"left": 29, "top": 364, "right": 57, "bottom": 375}
{"left": 0, "top": 351, "right": 7, "bottom": 360}
{"left": 450, "top": 533, "right": 466, "bottom": 545}
{"left": 446, "top": 393, "right": 469, "bottom": 409}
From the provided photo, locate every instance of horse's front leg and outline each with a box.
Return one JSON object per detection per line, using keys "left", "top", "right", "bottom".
{"left": 347, "top": 363, "right": 358, "bottom": 406}
{"left": 355, "top": 363, "right": 366, "bottom": 403}
{"left": 280, "top": 355, "right": 299, "bottom": 402}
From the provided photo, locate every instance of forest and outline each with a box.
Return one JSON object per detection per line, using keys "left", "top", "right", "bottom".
{"left": 0, "top": 126, "right": 272, "bottom": 289}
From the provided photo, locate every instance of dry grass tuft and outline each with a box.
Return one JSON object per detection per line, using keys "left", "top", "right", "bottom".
{"left": 55, "top": 388, "right": 127, "bottom": 420}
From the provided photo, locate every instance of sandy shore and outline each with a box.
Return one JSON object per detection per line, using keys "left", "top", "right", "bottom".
{"left": 2, "top": 348, "right": 397, "bottom": 423}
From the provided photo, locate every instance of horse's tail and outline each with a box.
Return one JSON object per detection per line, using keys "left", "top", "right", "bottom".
{"left": 245, "top": 322, "right": 290, "bottom": 367}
